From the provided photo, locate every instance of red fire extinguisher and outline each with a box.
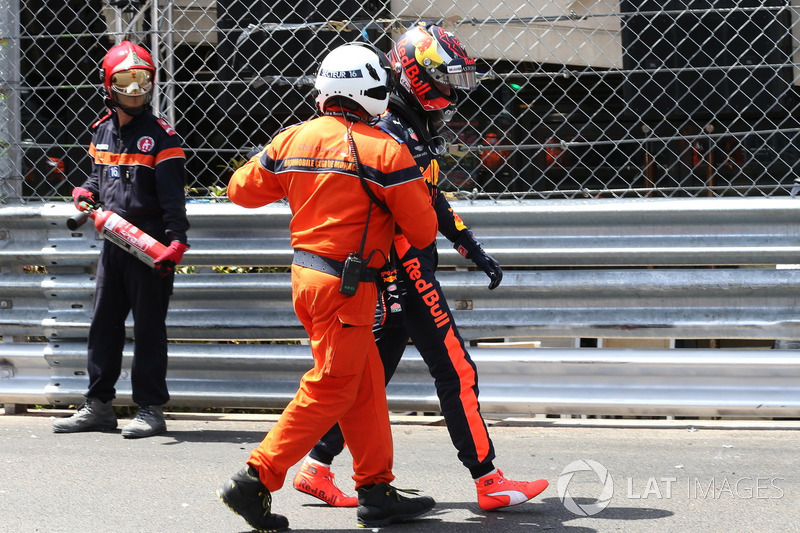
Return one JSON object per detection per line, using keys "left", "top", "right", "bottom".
{"left": 67, "top": 205, "right": 167, "bottom": 268}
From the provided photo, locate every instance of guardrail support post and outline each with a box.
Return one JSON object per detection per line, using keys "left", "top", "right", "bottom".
{"left": 3, "top": 403, "right": 27, "bottom": 415}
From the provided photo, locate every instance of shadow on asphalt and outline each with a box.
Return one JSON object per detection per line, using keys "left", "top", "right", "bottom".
{"left": 261, "top": 497, "right": 674, "bottom": 532}
{"left": 158, "top": 429, "right": 267, "bottom": 445}
{"left": 428, "top": 499, "right": 672, "bottom": 531}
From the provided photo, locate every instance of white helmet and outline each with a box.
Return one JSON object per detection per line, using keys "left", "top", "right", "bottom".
{"left": 314, "top": 43, "right": 391, "bottom": 119}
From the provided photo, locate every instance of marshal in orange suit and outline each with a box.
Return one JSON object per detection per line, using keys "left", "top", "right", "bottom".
{"left": 217, "top": 42, "right": 439, "bottom": 532}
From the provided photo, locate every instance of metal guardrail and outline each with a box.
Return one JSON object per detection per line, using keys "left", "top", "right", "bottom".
{"left": 3, "top": 196, "right": 800, "bottom": 267}
{"left": 3, "top": 342, "right": 800, "bottom": 418}
{"left": 2, "top": 268, "right": 800, "bottom": 340}
{"left": 2, "top": 197, "right": 800, "bottom": 416}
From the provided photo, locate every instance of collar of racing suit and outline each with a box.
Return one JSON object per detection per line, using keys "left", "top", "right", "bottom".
{"left": 387, "top": 93, "right": 446, "bottom": 156}
{"left": 387, "top": 94, "right": 432, "bottom": 140}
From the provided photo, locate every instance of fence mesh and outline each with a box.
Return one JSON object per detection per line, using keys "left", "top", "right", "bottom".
{"left": 2, "top": 0, "right": 799, "bottom": 202}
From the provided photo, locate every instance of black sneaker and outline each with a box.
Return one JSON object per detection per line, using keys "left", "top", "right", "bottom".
{"left": 217, "top": 466, "right": 289, "bottom": 533}
{"left": 357, "top": 482, "right": 436, "bottom": 528}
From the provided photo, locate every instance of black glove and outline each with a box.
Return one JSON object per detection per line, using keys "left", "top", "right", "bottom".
{"left": 244, "top": 145, "right": 265, "bottom": 160}
{"left": 376, "top": 266, "right": 405, "bottom": 327}
{"left": 453, "top": 229, "right": 503, "bottom": 290}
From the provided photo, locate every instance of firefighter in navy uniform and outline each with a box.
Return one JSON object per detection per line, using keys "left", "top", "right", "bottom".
{"left": 293, "top": 23, "right": 550, "bottom": 511}
{"left": 53, "top": 41, "right": 189, "bottom": 439}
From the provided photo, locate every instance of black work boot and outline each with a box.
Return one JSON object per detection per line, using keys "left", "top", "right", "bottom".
{"left": 357, "top": 482, "right": 436, "bottom": 527}
{"left": 217, "top": 465, "right": 289, "bottom": 533}
{"left": 52, "top": 397, "right": 117, "bottom": 433}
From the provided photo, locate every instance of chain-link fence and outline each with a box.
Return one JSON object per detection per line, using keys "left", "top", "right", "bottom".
{"left": 2, "top": 0, "right": 799, "bottom": 202}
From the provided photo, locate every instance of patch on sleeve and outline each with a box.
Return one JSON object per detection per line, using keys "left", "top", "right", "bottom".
{"left": 157, "top": 118, "right": 177, "bottom": 136}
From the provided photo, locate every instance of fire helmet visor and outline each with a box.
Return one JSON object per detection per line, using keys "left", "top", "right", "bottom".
{"left": 110, "top": 69, "right": 153, "bottom": 96}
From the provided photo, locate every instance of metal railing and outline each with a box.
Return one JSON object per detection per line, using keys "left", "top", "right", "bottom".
{"left": 4, "top": 342, "right": 800, "bottom": 418}
{"left": 2, "top": 197, "right": 800, "bottom": 417}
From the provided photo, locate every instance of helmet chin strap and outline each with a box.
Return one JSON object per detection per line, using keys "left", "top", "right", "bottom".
{"left": 106, "top": 94, "right": 149, "bottom": 116}
{"left": 117, "top": 103, "right": 147, "bottom": 116}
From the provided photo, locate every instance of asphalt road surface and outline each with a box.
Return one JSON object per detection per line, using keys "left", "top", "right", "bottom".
{"left": 2, "top": 411, "right": 799, "bottom": 533}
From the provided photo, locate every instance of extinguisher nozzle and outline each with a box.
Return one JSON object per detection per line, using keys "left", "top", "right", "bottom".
{"left": 67, "top": 211, "right": 90, "bottom": 231}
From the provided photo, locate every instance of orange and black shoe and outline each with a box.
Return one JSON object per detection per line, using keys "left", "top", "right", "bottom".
{"left": 217, "top": 465, "right": 289, "bottom": 533}
{"left": 293, "top": 458, "right": 357, "bottom": 507}
{"left": 475, "top": 469, "right": 549, "bottom": 511}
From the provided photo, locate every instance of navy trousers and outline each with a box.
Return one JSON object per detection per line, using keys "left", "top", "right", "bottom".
{"left": 86, "top": 242, "right": 173, "bottom": 406}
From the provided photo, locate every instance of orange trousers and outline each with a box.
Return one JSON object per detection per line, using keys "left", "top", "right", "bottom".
{"left": 247, "top": 265, "right": 395, "bottom": 491}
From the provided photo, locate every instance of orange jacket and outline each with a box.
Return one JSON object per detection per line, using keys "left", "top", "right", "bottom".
{"left": 229, "top": 115, "right": 437, "bottom": 267}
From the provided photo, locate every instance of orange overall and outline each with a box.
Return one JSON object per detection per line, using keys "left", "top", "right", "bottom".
{"left": 228, "top": 113, "right": 437, "bottom": 491}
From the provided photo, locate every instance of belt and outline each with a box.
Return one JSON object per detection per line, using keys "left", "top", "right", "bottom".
{"left": 292, "top": 250, "right": 379, "bottom": 281}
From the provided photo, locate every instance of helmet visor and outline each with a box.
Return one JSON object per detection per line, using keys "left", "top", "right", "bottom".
{"left": 445, "top": 68, "right": 477, "bottom": 91}
{"left": 110, "top": 69, "right": 153, "bottom": 95}
{"left": 430, "top": 63, "right": 477, "bottom": 91}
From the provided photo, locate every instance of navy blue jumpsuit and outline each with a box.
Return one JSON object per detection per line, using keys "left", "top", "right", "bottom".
{"left": 80, "top": 109, "right": 189, "bottom": 407}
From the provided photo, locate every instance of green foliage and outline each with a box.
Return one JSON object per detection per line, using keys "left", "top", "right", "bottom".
{"left": 218, "top": 155, "right": 248, "bottom": 174}
{"left": 212, "top": 266, "right": 289, "bottom": 273}
{"left": 186, "top": 185, "right": 228, "bottom": 202}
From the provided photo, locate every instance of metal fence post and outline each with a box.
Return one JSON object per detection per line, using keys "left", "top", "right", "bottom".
{"left": 0, "top": 0, "right": 22, "bottom": 201}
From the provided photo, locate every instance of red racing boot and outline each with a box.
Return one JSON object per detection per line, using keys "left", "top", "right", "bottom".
{"left": 475, "top": 469, "right": 549, "bottom": 511}
{"left": 292, "top": 458, "right": 357, "bottom": 507}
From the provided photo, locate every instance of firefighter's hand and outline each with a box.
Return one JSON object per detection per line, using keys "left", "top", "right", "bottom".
{"left": 72, "top": 187, "right": 95, "bottom": 212}
{"left": 453, "top": 229, "right": 503, "bottom": 290}
{"left": 154, "top": 241, "right": 189, "bottom": 277}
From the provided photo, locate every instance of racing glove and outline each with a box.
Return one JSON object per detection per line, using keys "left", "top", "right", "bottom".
{"left": 154, "top": 241, "right": 190, "bottom": 277}
{"left": 453, "top": 229, "right": 503, "bottom": 290}
{"left": 72, "top": 187, "right": 95, "bottom": 212}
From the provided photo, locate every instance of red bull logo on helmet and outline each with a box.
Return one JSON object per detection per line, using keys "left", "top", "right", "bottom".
{"left": 412, "top": 31, "right": 445, "bottom": 70}
{"left": 395, "top": 35, "right": 433, "bottom": 100}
